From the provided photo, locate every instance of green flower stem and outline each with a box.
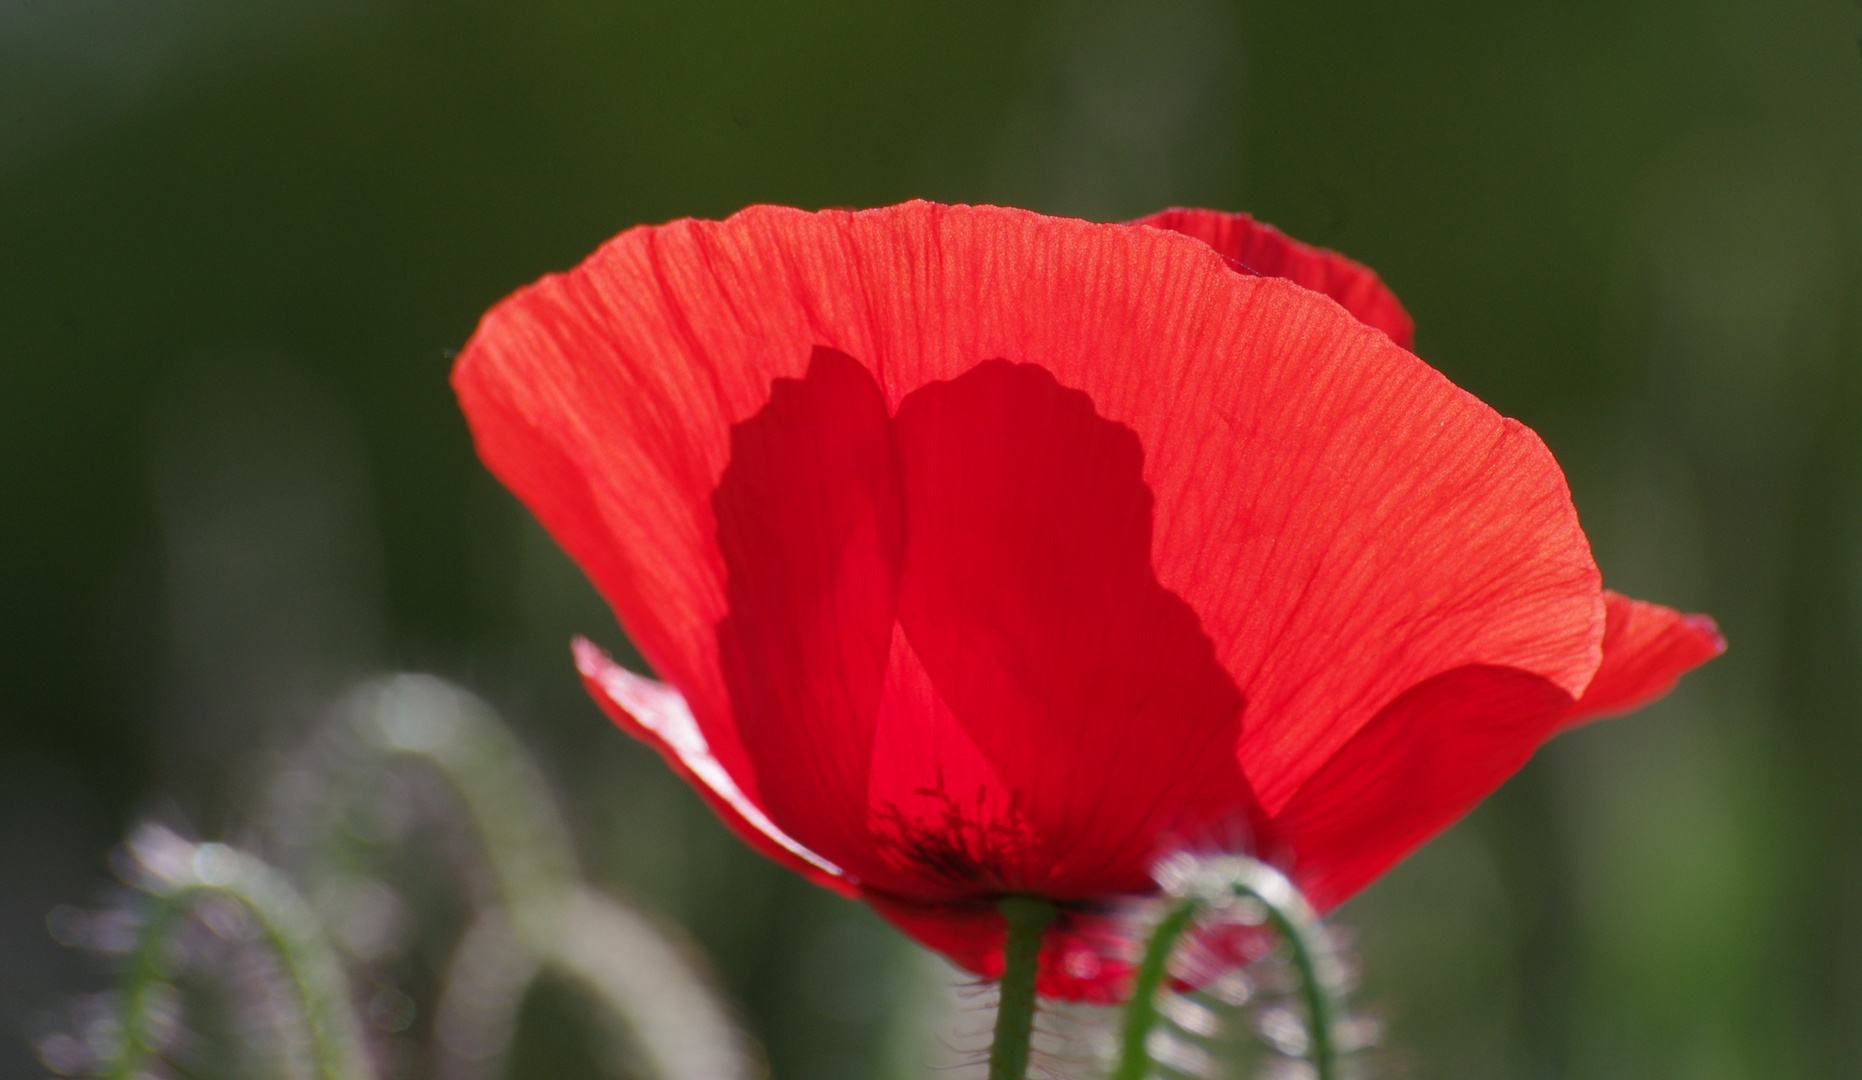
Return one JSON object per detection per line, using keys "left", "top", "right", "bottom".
{"left": 1258, "top": 888, "right": 1339, "bottom": 1080}
{"left": 1111, "top": 859, "right": 1343, "bottom": 1080}
{"left": 357, "top": 677, "right": 580, "bottom": 937}
{"left": 113, "top": 842, "right": 372, "bottom": 1080}
{"left": 1109, "top": 899, "right": 1200, "bottom": 1080}
{"left": 988, "top": 895, "right": 1057, "bottom": 1080}
{"left": 356, "top": 677, "right": 750, "bottom": 1080}
{"left": 111, "top": 892, "right": 189, "bottom": 1080}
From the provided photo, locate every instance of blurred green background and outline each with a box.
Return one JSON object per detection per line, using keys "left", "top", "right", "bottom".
{"left": 3, "top": 0, "right": 1859, "bottom": 1076}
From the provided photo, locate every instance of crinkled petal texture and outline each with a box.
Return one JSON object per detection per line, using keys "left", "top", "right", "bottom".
{"left": 454, "top": 201, "right": 1720, "bottom": 1000}
{"left": 1134, "top": 208, "right": 1416, "bottom": 350}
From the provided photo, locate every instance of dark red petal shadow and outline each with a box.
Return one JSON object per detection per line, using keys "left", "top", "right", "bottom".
{"left": 890, "top": 359, "right": 1256, "bottom": 898}
{"left": 1134, "top": 208, "right": 1416, "bottom": 350}
{"left": 1268, "top": 665, "right": 1574, "bottom": 912}
{"left": 713, "top": 347, "right": 903, "bottom": 879}
{"left": 708, "top": 351, "right": 1259, "bottom": 901}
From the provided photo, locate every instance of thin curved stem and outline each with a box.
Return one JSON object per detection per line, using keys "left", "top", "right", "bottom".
{"left": 353, "top": 677, "right": 750, "bottom": 1080}
{"left": 1111, "top": 857, "right": 1343, "bottom": 1080}
{"left": 1109, "top": 899, "right": 1199, "bottom": 1080}
{"left": 1254, "top": 888, "right": 1338, "bottom": 1080}
{"left": 112, "top": 839, "right": 372, "bottom": 1080}
{"left": 353, "top": 676, "right": 580, "bottom": 933}
{"left": 988, "top": 895, "right": 1056, "bottom": 1080}
{"left": 110, "top": 892, "right": 189, "bottom": 1080}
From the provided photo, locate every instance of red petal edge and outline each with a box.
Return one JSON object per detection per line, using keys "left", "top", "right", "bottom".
{"left": 1270, "top": 590, "right": 1723, "bottom": 911}
{"left": 573, "top": 637, "right": 858, "bottom": 897}
{"left": 1562, "top": 590, "right": 1725, "bottom": 727}
{"left": 1133, "top": 208, "right": 1416, "bottom": 350}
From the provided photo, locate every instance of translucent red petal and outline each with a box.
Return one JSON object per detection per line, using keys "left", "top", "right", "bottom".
{"left": 450, "top": 200, "right": 1715, "bottom": 1001}
{"left": 1563, "top": 590, "right": 1725, "bottom": 727}
{"left": 1133, "top": 207, "right": 1416, "bottom": 349}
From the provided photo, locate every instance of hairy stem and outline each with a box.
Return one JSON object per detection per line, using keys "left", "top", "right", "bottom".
{"left": 1109, "top": 899, "right": 1199, "bottom": 1080}
{"left": 354, "top": 676, "right": 750, "bottom": 1080}
{"left": 1112, "top": 857, "right": 1343, "bottom": 1080}
{"left": 988, "top": 895, "right": 1056, "bottom": 1080}
{"left": 112, "top": 841, "right": 372, "bottom": 1080}
{"left": 110, "top": 893, "right": 189, "bottom": 1080}
{"left": 1261, "top": 893, "right": 1338, "bottom": 1080}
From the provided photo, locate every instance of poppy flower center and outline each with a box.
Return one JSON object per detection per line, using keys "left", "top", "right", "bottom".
{"left": 711, "top": 348, "right": 1257, "bottom": 901}
{"left": 868, "top": 776, "right": 1033, "bottom": 892}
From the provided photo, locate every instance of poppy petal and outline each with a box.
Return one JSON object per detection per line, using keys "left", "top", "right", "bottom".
{"left": 453, "top": 232, "right": 770, "bottom": 817}
{"left": 1266, "top": 665, "right": 1575, "bottom": 912}
{"left": 573, "top": 638, "right": 856, "bottom": 896}
{"left": 859, "top": 892, "right": 1138, "bottom": 1004}
{"left": 1133, "top": 208, "right": 1416, "bottom": 349}
{"left": 1562, "top": 590, "right": 1726, "bottom": 727}
{"left": 1127, "top": 295, "right": 1601, "bottom": 814}
{"left": 857, "top": 893, "right": 1001, "bottom": 981}
{"left": 456, "top": 201, "right": 1602, "bottom": 893}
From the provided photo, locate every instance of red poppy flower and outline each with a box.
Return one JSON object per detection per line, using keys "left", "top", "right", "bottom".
{"left": 452, "top": 201, "right": 1722, "bottom": 1002}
